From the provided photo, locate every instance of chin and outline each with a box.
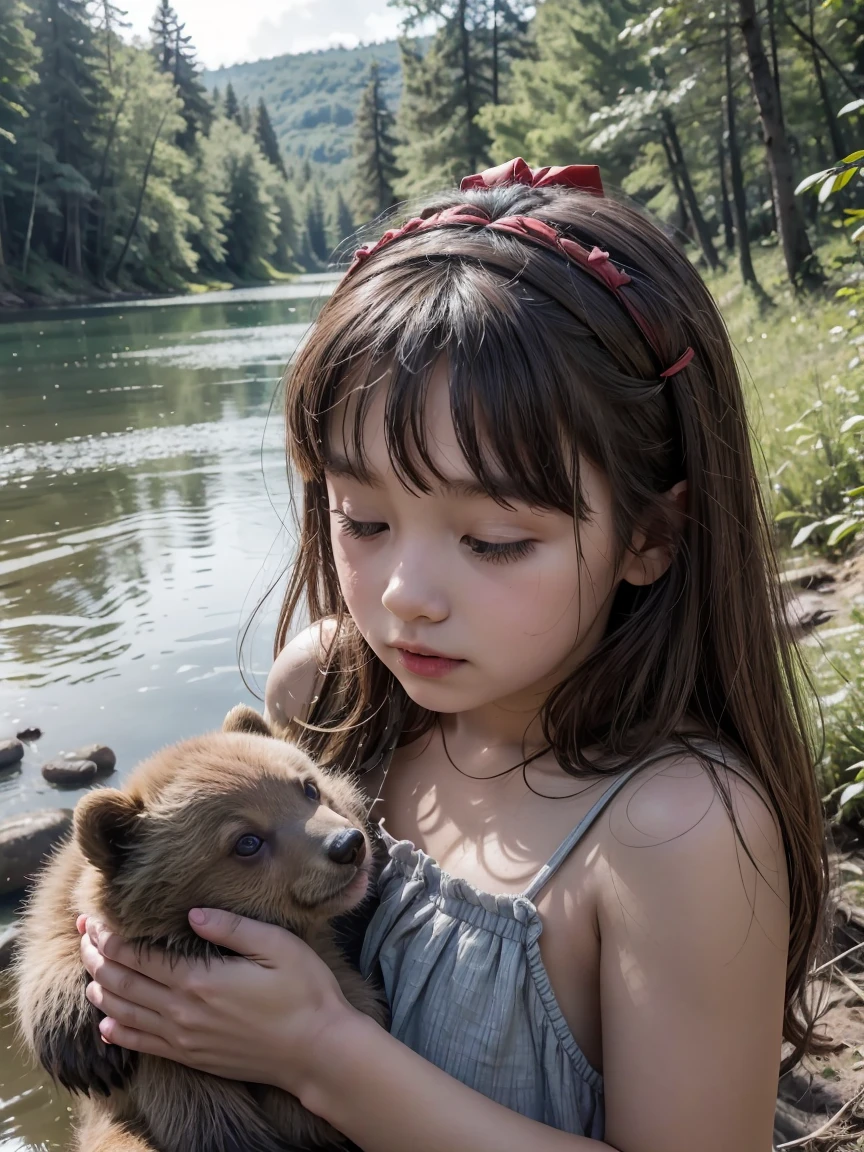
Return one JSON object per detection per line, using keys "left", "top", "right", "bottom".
{"left": 391, "top": 673, "right": 498, "bottom": 713}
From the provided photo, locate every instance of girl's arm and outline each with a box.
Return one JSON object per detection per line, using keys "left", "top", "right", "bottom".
{"left": 80, "top": 761, "right": 786, "bottom": 1152}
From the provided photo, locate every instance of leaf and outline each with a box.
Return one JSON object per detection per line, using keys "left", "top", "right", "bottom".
{"left": 795, "top": 169, "right": 830, "bottom": 195}
{"left": 840, "top": 414, "right": 864, "bottom": 433}
{"left": 774, "top": 510, "right": 804, "bottom": 523}
{"left": 839, "top": 781, "right": 864, "bottom": 808}
{"left": 839, "top": 98, "right": 864, "bottom": 117}
{"left": 846, "top": 485, "right": 864, "bottom": 497}
{"left": 836, "top": 166, "right": 859, "bottom": 192}
{"left": 841, "top": 149, "right": 864, "bottom": 163}
{"left": 853, "top": 224, "right": 864, "bottom": 242}
{"left": 792, "top": 520, "right": 822, "bottom": 547}
{"left": 820, "top": 173, "right": 841, "bottom": 202}
{"left": 826, "top": 518, "right": 862, "bottom": 547}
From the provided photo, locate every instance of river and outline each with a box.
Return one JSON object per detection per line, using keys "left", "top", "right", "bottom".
{"left": 0, "top": 276, "right": 337, "bottom": 1150}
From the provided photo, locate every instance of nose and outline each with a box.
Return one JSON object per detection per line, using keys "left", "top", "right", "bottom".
{"left": 381, "top": 557, "right": 448, "bottom": 623}
{"left": 326, "top": 828, "right": 366, "bottom": 866}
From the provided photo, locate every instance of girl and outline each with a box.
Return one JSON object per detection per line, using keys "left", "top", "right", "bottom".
{"left": 79, "top": 158, "right": 829, "bottom": 1152}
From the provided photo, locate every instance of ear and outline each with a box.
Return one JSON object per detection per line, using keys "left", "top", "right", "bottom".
{"left": 74, "top": 789, "right": 143, "bottom": 877}
{"left": 222, "top": 703, "right": 274, "bottom": 738}
{"left": 621, "top": 480, "right": 688, "bottom": 587}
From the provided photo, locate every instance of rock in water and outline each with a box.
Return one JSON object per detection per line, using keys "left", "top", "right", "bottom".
{"left": 0, "top": 809, "right": 73, "bottom": 896}
{"left": 0, "top": 739, "right": 24, "bottom": 771}
{"left": 42, "top": 758, "right": 98, "bottom": 785}
{"left": 0, "top": 924, "right": 20, "bottom": 971}
{"left": 64, "top": 744, "right": 116, "bottom": 775}
{"left": 16, "top": 727, "right": 42, "bottom": 742}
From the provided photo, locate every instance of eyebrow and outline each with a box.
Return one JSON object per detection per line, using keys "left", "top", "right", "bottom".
{"left": 323, "top": 454, "right": 525, "bottom": 503}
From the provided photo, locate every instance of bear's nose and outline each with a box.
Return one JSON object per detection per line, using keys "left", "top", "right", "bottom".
{"left": 326, "top": 828, "right": 366, "bottom": 866}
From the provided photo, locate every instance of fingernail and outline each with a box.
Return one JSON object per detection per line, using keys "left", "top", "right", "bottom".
{"left": 189, "top": 908, "right": 208, "bottom": 925}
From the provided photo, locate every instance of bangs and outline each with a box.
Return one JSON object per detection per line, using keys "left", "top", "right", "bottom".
{"left": 292, "top": 253, "right": 632, "bottom": 519}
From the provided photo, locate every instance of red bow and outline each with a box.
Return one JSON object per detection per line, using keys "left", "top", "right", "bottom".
{"left": 461, "top": 157, "right": 604, "bottom": 197}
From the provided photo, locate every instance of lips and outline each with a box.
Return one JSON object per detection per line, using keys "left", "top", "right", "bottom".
{"left": 392, "top": 643, "right": 466, "bottom": 679}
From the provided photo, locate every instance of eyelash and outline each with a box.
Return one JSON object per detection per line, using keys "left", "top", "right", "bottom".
{"left": 331, "top": 510, "right": 535, "bottom": 564}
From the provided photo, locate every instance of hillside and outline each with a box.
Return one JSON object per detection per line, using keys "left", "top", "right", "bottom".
{"left": 202, "top": 41, "right": 403, "bottom": 168}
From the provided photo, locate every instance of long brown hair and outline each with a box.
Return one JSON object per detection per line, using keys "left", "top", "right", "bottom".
{"left": 276, "top": 180, "right": 830, "bottom": 1071}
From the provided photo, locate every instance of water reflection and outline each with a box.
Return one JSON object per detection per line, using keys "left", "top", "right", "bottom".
{"left": 0, "top": 277, "right": 334, "bottom": 1148}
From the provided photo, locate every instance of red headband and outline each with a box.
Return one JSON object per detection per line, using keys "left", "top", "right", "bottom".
{"left": 347, "top": 158, "right": 695, "bottom": 380}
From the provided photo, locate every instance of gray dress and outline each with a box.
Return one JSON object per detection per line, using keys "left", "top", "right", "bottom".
{"left": 359, "top": 743, "right": 699, "bottom": 1139}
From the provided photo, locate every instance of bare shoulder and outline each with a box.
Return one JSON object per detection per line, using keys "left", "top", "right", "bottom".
{"left": 592, "top": 750, "right": 791, "bottom": 1152}
{"left": 264, "top": 618, "right": 338, "bottom": 729}
{"left": 596, "top": 748, "right": 789, "bottom": 952}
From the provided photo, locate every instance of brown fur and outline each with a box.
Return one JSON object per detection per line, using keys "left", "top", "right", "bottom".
{"left": 14, "top": 706, "right": 387, "bottom": 1152}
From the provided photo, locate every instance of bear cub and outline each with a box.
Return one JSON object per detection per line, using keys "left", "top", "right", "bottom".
{"left": 15, "top": 706, "right": 387, "bottom": 1152}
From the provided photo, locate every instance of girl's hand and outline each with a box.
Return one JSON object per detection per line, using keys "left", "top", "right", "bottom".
{"left": 78, "top": 909, "right": 352, "bottom": 1093}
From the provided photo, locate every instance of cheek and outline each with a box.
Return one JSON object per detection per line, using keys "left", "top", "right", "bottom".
{"left": 331, "top": 535, "right": 377, "bottom": 615}
{"left": 467, "top": 534, "right": 616, "bottom": 645}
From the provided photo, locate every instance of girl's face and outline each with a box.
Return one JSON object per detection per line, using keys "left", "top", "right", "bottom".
{"left": 324, "top": 361, "right": 645, "bottom": 718}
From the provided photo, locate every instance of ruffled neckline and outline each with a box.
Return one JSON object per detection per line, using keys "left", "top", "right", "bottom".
{"left": 379, "top": 827, "right": 539, "bottom": 923}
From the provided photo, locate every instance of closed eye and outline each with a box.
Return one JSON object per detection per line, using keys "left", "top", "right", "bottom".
{"left": 331, "top": 510, "right": 387, "bottom": 539}
{"left": 462, "top": 537, "right": 535, "bottom": 563}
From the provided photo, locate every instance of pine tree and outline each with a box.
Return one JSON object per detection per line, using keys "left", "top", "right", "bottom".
{"left": 150, "top": 0, "right": 211, "bottom": 149}
{"left": 353, "top": 60, "right": 399, "bottom": 221}
{"left": 254, "top": 97, "right": 285, "bottom": 176}
{"left": 393, "top": 0, "right": 528, "bottom": 192}
{"left": 305, "top": 186, "right": 329, "bottom": 264}
{"left": 334, "top": 189, "right": 355, "bottom": 246}
{"left": 94, "top": 0, "right": 129, "bottom": 81}
{"left": 224, "top": 81, "right": 240, "bottom": 125}
{"left": 28, "top": 0, "right": 106, "bottom": 275}
{"left": 239, "top": 99, "right": 253, "bottom": 134}
{"left": 0, "top": 0, "right": 39, "bottom": 270}
{"left": 272, "top": 184, "right": 297, "bottom": 269}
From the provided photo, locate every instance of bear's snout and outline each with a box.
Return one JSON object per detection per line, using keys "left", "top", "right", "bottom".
{"left": 325, "top": 827, "right": 366, "bottom": 866}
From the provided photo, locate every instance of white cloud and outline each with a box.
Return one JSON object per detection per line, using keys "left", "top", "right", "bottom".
{"left": 121, "top": 0, "right": 402, "bottom": 69}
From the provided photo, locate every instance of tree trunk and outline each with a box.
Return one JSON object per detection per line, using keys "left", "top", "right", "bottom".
{"left": 725, "top": 17, "right": 762, "bottom": 291}
{"left": 372, "top": 72, "right": 384, "bottom": 214}
{"left": 661, "top": 108, "right": 721, "bottom": 269}
{"left": 492, "top": 0, "right": 499, "bottom": 105}
{"left": 718, "top": 133, "right": 735, "bottom": 251}
{"left": 111, "top": 111, "right": 168, "bottom": 281}
{"left": 458, "top": 0, "right": 476, "bottom": 170}
{"left": 738, "top": 0, "right": 818, "bottom": 286}
{"left": 807, "top": 0, "right": 845, "bottom": 160}
{"left": 660, "top": 132, "right": 692, "bottom": 240}
{"left": 22, "top": 123, "right": 43, "bottom": 277}
{"left": 782, "top": 8, "right": 863, "bottom": 101}
{"left": 766, "top": 0, "right": 784, "bottom": 128}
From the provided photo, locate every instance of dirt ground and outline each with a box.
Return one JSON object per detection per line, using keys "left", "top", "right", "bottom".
{"left": 774, "top": 824, "right": 864, "bottom": 1150}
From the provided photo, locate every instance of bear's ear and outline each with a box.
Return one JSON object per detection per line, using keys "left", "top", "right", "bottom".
{"left": 222, "top": 704, "right": 273, "bottom": 738}
{"left": 74, "top": 789, "right": 144, "bottom": 877}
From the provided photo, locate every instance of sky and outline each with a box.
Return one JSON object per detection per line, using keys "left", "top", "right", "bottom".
{"left": 121, "top": 0, "right": 405, "bottom": 70}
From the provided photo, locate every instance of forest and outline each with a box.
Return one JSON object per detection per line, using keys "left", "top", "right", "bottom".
{"left": 0, "top": 0, "right": 861, "bottom": 302}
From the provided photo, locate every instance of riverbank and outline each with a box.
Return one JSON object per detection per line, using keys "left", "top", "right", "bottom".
{"left": 0, "top": 253, "right": 306, "bottom": 313}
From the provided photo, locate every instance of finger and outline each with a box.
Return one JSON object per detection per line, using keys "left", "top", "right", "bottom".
{"left": 87, "top": 919, "right": 184, "bottom": 986}
{"left": 188, "top": 907, "right": 295, "bottom": 964}
{"left": 98, "top": 1016, "right": 179, "bottom": 1062}
{"left": 86, "top": 982, "right": 166, "bottom": 1038}
{"left": 76, "top": 914, "right": 88, "bottom": 936}
{"left": 83, "top": 941, "right": 176, "bottom": 1016}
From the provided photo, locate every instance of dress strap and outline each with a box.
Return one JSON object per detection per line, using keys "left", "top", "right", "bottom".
{"left": 521, "top": 743, "right": 692, "bottom": 903}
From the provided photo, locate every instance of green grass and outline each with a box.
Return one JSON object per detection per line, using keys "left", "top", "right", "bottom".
{"left": 706, "top": 237, "right": 864, "bottom": 813}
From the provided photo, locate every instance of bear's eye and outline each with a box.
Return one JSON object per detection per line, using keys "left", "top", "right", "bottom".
{"left": 234, "top": 834, "right": 263, "bottom": 857}
{"left": 303, "top": 780, "right": 320, "bottom": 802}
